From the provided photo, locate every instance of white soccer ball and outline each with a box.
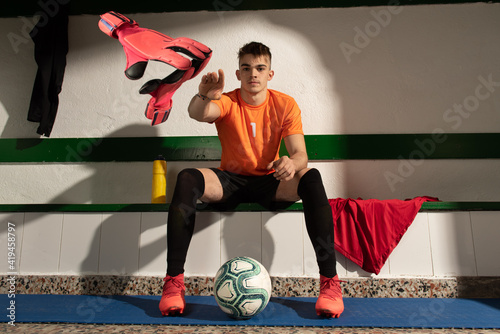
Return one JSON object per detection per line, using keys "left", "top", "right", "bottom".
{"left": 214, "top": 256, "right": 272, "bottom": 319}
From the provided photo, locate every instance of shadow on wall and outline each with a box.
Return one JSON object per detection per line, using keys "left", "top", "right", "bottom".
{"left": 0, "top": 125, "right": 159, "bottom": 268}
{"left": 0, "top": 16, "right": 39, "bottom": 137}
{"left": 0, "top": 8, "right": 343, "bottom": 291}
{"left": 2, "top": 10, "right": 338, "bottom": 285}
{"left": 4, "top": 5, "right": 498, "bottom": 293}
{"left": 0, "top": 123, "right": 278, "bottom": 291}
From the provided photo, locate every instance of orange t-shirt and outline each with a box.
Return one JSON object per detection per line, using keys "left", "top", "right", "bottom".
{"left": 212, "top": 89, "right": 304, "bottom": 176}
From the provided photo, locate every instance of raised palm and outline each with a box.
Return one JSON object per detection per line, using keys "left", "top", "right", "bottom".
{"left": 199, "top": 69, "right": 225, "bottom": 100}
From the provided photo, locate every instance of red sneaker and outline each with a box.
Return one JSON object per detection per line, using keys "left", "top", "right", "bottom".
{"left": 315, "top": 274, "right": 344, "bottom": 318}
{"left": 159, "top": 273, "right": 186, "bottom": 316}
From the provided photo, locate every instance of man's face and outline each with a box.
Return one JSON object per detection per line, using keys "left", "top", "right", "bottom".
{"left": 236, "top": 54, "right": 274, "bottom": 95}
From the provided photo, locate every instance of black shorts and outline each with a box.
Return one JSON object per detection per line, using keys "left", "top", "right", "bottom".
{"left": 208, "top": 168, "right": 295, "bottom": 211}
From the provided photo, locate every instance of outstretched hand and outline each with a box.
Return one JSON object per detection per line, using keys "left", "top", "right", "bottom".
{"left": 199, "top": 69, "right": 225, "bottom": 100}
{"left": 266, "top": 156, "right": 297, "bottom": 182}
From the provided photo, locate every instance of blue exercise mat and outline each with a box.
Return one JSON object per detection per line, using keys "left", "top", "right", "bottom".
{"left": 2, "top": 294, "right": 500, "bottom": 328}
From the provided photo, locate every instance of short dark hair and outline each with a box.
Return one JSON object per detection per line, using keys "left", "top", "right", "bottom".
{"left": 238, "top": 42, "right": 272, "bottom": 64}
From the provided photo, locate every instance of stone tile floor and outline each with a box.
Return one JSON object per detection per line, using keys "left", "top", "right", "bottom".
{"left": 3, "top": 276, "right": 498, "bottom": 333}
{"left": 2, "top": 324, "right": 499, "bottom": 333}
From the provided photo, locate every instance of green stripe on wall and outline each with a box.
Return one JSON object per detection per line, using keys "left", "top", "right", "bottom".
{"left": 295, "top": 133, "right": 500, "bottom": 160}
{"left": 2, "top": 0, "right": 499, "bottom": 18}
{"left": 0, "top": 133, "right": 499, "bottom": 163}
{"left": 0, "top": 201, "right": 499, "bottom": 213}
{"left": 0, "top": 136, "right": 222, "bottom": 163}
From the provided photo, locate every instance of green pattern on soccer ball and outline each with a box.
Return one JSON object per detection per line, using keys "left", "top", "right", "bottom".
{"left": 214, "top": 256, "right": 271, "bottom": 319}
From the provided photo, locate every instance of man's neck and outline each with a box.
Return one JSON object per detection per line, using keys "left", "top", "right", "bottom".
{"left": 240, "top": 89, "right": 268, "bottom": 106}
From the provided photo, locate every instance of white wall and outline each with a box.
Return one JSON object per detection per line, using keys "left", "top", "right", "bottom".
{"left": 1, "top": 4, "right": 500, "bottom": 278}
{"left": 2, "top": 211, "right": 499, "bottom": 277}
{"left": 1, "top": 4, "right": 500, "bottom": 204}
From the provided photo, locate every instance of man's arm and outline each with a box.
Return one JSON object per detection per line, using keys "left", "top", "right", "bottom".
{"left": 267, "top": 133, "right": 308, "bottom": 181}
{"left": 187, "top": 95, "right": 221, "bottom": 123}
{"left": 188, "top": 69, "right": 224, "bottom": 123}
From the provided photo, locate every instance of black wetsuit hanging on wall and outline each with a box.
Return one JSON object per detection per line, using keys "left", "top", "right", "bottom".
{"left": 27, "top": 3, "right": 69, "bottom": 137}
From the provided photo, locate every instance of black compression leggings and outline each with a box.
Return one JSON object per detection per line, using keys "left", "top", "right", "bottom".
{"left": 297, "top": 168, "right": 338, "bottom": 278}
{"left": 166, "top": 168, "right": 205, "bottom": 277}
{"left": 166, "top": 167, "right": 337, "bottom": 278}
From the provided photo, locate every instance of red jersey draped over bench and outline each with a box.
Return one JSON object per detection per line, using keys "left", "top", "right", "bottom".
{"left": 330, "top": 196, "right": 440, "bottom": 274}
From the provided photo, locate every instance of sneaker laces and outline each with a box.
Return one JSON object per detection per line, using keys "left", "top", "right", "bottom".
{"left": 162, "top": 275, "right": 185, "bottom": 297}
{"left": 320, "top": 276, "right": 344, "bottom": 299}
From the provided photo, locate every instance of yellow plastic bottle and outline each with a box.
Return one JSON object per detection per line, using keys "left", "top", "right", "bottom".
{"left": 151, "top": 155, "right": 167, "bottom": 203}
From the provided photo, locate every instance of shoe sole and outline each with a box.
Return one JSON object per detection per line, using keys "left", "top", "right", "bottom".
{"left": 316, "top": 309, "right": 341, "bottom": 318}
{"left": 161, "top": 306, "right": 184, "bottom": 316}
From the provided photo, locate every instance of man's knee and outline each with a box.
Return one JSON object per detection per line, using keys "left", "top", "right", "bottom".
{"left": 297, "top": 168, "right": 328, "bottom": 205}
{"left": 177, "top": 168, "right": 203, "bottom": 183}
{"left": 175, "top": 168, "right": 205, "bottom": 195}
{"left": 296, "top": 167, "right": 312, "bottom": 180}
{"left": 298, "top": 168, "right": 323, "bottom": 186}
{"left": 196, "top": 168, "right": 224, "bottom": 202}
